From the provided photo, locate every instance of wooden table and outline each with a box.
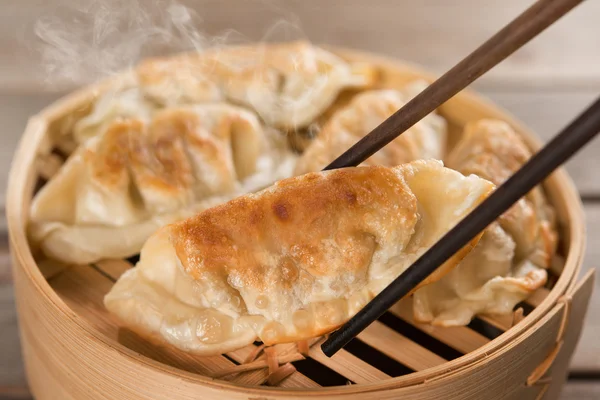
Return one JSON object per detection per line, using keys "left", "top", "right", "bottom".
{"left": 1, "top": 1, "right": 599, "bottom": 398}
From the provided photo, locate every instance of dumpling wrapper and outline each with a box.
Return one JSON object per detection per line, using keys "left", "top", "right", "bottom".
{"left": 413, "top": 119, "right": 557, "bottom": 326}
{"left": 447, "top": 119, "right": 557, "bottom": 267}
{"left": 294, "top": 82, "right": 447, "bottom": 175}
{"left": 29, "top": 104, "right": 297, "bottom": 264}
{"left": 104, "top": 160, "right": 494, "bottom": 356}
{"left": 413, "top": 223, "right": 547, "bottom": 326}
{"left": 136, "top": 41, "right": 377, "bottom": 130}
{"left": 72, "top": 85, "right": 157, "bottom": 145}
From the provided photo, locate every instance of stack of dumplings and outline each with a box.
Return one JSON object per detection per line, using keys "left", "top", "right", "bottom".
{"left": 27, "top": 42, "right": 559, "bottom": 357}
{"left": 30, "top": 41, "right": 377, "bottom": 264}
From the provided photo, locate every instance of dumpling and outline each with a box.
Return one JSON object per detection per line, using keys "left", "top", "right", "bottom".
{"left": 72, "top": 85, "right": 157, "bottom": 144}
{"left": 446, "top": 119, "right": 557, "bottom": 266}
{"left": 137, "top": 41, "right": 377, "bottom": 129}
{"left": 104, "top": 160, "right": 494, "bottom": 356}
{"left": 29, "top": 104, "right": 297, "bottom": 265}
{"left": 294, "top": 82, "right": 447, "bottom": 175}
{"left": 136, "top": 56, "right": 223, "bottom": 106}
{"left": 412, "top": 222, "right": 548, "bottom": 326}
{"left": 412, "top": 119, "right": 558, "bottom": 326}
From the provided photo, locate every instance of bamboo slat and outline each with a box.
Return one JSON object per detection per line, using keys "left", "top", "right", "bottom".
{"left": 309, "top": 345, "right": 391, "bottom": 384}
{"left": 357, "top": 321, "right": 447, "bottom": 371}
{"left": 480, "top": 314, "right": 514, "bottom": 332}
{"left": 389, "top": 299, "right": 490, "bottom": 354}
{"left": 94, "top": 259, "right": 132, "bottom": 281}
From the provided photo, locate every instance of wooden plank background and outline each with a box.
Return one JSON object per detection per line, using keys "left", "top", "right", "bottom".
{"left": 0, "top": 0, "right": 599, "bottom": 398}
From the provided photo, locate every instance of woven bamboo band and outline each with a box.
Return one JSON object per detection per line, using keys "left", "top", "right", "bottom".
{"left": 527, "top": 294, "right": 573, "bottom": 388}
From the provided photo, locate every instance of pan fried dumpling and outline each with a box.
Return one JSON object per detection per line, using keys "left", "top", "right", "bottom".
{"left": 73, "top": 85, "right": 157, "bottom": 144}
{"left": 413, "top": 120, "right": 557, "bottom": 326}
{"left": 29, "top": 104, "right": 297, "bottom": 265}
{"left": 137, "top": 41, "right": 377, "bottom": 129}
{"left": 104, "top": 160, "right": 494, "bottom": 355}
{"left": 136, "top": 56, "right": 223, "bottom": 106}
{"left": 412, "top": 222, "right": 547, "bottom": 326}
{"left": 447, "top": 119, "right": 557, "bottom": 266}
{"left": 294, "top": 82, "right": 446, "bottom": 175}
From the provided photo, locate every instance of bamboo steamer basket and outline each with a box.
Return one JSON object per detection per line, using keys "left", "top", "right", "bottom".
{"left": 6, "top": 45, "right": 595, "bottom": 400}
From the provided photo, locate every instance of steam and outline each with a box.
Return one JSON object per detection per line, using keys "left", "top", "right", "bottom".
{"left": 33, "top": 0, "right": 307, "bottom": 88}
{"left": 33, "top": 0, "right": 334, "bottom": 158}
{"left": 34, "top": 0, "right": 205, "bottom": 87}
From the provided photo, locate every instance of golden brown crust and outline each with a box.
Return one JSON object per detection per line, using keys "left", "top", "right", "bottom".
{"left": 131, "top": 116, "right": 197, "bottom": 198}
{"left": 148, "top": 108, "right": 238, "bottom": 193}
{"left": 85, "top": 110, "right": 235, "bottom": 212}
{"left": 80, "top": 104, "right": 268, "bottom": 214}
{"left": 87, "top": 119, "right": 143, "bottom": 189}
{"left": 170, "top": 166, "right": 417, "bottom": 292}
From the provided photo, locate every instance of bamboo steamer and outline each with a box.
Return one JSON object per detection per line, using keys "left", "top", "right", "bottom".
{"left": 6, "top": 46, "right": 595, "bottom": 400}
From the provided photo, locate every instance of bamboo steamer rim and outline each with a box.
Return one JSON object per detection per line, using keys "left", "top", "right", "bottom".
{"left": 6, "top": 44, "right": 586, "bottom": 396}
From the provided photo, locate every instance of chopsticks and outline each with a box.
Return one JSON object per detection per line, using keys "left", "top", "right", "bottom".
{"left": 320, "top": 0, "right": 591, "bottom": 357}
{"left": 322, "top": 95, "right": 600, "bottom": 357}
{"left": 324, "top": 0, "right": 585, "bottom": 170}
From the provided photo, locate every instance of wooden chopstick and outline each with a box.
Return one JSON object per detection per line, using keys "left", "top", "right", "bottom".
{"left": 319, "top": 0, "right": 591, "bottom": 357}
{"left": 321, "top": 96, "right": 600, "bottom": 357}
{"left": 323, "top": 0, "right": 585, "bottom": 170}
